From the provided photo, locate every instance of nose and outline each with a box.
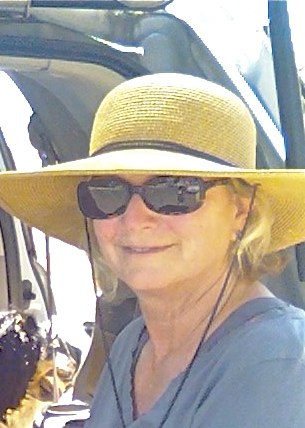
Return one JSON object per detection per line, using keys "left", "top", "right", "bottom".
{"left": 121, "top": 194, "right": 156, "bottom": 227}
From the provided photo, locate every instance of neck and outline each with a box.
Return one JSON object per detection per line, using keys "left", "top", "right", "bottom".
{"left": 136, "top": 265, "right": 244, "bottom": 362}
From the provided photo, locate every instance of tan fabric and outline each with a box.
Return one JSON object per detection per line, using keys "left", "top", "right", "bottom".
{"left": 89, "top": 74, "right": 256, "bottom": 168}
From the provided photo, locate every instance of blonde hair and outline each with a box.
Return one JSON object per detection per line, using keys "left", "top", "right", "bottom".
{"left": 229, "top": 179, "right": 287, "bottom": 281}
{"left": 84, "top": 220, "right": 119, "bottom": 301}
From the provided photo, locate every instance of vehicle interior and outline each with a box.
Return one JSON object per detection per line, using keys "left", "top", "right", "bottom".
{"left": 0, "top": 0, "right": 304, "bottom": 426}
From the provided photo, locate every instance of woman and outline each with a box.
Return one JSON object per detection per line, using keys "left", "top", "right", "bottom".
{"left": 0, "top": 73, "right": 304, "bottom": 427}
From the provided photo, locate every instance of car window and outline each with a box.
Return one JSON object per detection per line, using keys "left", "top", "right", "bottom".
{"left": 0, "top": 72, "right": 96, "bottom": 350}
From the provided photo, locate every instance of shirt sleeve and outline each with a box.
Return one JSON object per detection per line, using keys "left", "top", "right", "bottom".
{"left": 190, "top": 358, "right": 305, "bottom": 428}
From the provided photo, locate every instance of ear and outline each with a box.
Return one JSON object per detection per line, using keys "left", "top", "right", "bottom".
{"left": 233, "top": 194, "right": 252, "bottom": 234}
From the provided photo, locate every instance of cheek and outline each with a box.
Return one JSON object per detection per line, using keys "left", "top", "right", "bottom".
{"left": 93, "top": 219, "right": 118, "bottom": 252}
{"left": 177, "top": 200, "right": 237, "bottom": 256}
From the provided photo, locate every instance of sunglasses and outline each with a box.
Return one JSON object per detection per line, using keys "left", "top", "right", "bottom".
{"left": 77, "top": 176, "right": 229, "bottom": 219}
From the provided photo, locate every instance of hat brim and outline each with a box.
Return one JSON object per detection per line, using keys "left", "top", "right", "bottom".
{"left": 0, "top": 148, "right": 304, "bottom": 253}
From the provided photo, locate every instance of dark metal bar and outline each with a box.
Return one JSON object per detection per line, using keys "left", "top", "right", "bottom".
{"left": 28, "top": 0, "right": 172, "bottom": 9}
{"left": 268, "top": 0, "right": 305, "bottom": 283}
{"left": 268, "top": 0, "right": 305, "bottom": 168}
{"left": 30, "top": 0, "right": 127, "bottom": 9}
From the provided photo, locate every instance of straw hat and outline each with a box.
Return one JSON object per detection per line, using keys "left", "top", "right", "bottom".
{"left": 0, "top": 73, "right": 304, "bottom": 252}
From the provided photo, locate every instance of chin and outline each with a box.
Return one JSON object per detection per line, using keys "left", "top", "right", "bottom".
{"left": 124, "top": 276, "right": 170, "bottom": 294}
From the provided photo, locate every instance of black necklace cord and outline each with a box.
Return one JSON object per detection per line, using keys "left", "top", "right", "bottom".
{"left": 158, "top": 184, "right": 258, "bottom": 427}
{"left": 84, "top": 219, "right": 127, "bottom": 428}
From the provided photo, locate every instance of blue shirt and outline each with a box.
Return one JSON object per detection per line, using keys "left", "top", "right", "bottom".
{"left": 85, "top": 297, "right": 305, "bottom": 427}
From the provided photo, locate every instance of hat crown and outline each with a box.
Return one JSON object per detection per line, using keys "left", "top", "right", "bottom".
{"left": 90, "top": 73, "right": 256, "bottom": 168}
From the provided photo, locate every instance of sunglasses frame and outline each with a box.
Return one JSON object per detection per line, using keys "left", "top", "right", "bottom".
{"left": 77, "top": 176, "right": 230, "bottom": 219}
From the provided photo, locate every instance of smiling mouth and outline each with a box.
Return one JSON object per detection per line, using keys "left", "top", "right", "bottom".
{"left": 122, "top": 245, "right": 173, "bottom": 254}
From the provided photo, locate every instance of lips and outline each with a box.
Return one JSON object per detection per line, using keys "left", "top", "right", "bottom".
{"left": 122, "top": 244, "right": 173, "bottom": 254}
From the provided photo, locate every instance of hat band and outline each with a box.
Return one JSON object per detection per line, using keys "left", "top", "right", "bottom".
{"left": 92, "top": 141, "right": 236, "bottom": 167}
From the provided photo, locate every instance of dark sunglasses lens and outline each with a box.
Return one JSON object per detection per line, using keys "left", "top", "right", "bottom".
{"left": 78, "top": 179, "right": 129, "bottom": 219}
{"left": 144, "top": 177, "right": 203, "bottom": 214}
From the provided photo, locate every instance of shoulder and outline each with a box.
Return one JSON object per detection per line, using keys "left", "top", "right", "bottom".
{"left": 217, "top": 299, "right": 305, "bottom": 367}
{"left": 191, "top": 301, "right": 305, "bottom": 427}
{"left": 243, "top": 301, "right": 305, "bottom": 358}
